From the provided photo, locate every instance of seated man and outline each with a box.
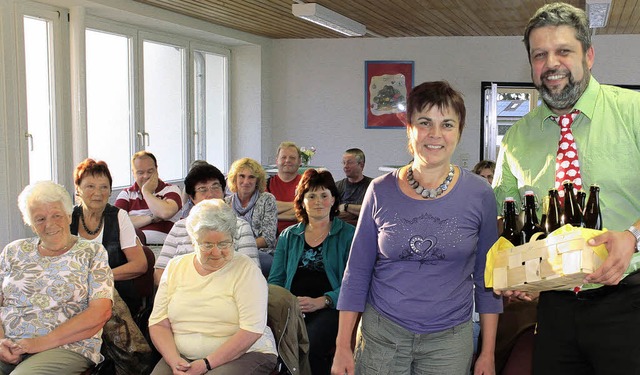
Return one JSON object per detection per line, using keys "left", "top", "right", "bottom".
{"left": 115, "top": 151, "right": 182, "bottom": 244}
{"left": 153, "top": 163, "right": 259, "bottom": 286}
{"left": 267, "top": 141, "right": 302, "bottom": 234}
{"left": 336, "top": 148, "right": 372, "bottom": 226}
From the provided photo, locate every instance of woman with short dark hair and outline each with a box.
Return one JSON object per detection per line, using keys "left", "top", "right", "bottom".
{"left": 332, "top": 81, "right": 502, "bottom": 375}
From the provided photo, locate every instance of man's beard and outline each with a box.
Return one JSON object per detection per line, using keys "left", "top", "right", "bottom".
{"left": 536, "top": 61, "right": 590, "bottom": 111}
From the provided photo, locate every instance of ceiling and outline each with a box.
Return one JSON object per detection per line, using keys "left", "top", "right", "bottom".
{"left": 133, "top": 0, "right": 640, "bottom": 39}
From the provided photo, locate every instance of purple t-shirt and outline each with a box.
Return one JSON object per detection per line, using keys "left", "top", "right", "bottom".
{"left": 337, "top": 167, "right": 502, "bottom": 334}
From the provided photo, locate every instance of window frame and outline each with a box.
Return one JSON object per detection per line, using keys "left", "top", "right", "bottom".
{"left": 189, "top": 42, "right": 230, "bottom": 172}
{"left": 15, "top": 1, "right": 71, "bottom": 185}
{"left": 85, "top": 16, "right": 231, "bottom": 188}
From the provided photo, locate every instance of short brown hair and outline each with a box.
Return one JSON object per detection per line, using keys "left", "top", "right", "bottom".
{"left": 74, "top": 158, "right": 113, "bottom": 190}
{"left": 523, "top": 2, "right": 591, "bottom": 59}
{"left": 406, "top": 81, "right": 466, "bottom": 154}
{"left": 294, "top": 169, "right": 340, "bottom": 224}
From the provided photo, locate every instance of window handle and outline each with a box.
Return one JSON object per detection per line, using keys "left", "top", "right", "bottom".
{"left": 25, "top": 132, "right": 34, "bottom": 151}
{"left": 137, "top": 131, "right": 150, "bottom": 147}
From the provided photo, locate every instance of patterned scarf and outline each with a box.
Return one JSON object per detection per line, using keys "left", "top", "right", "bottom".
{"left": 231, "top": 190, "right": 259, "bottom": 225}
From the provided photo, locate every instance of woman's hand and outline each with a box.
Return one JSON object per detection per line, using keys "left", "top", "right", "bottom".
{"left": 182, "top": 358, "right": 209, "bottom": 375}
{"left": 297, "top": 296, "right": 325, "bottom": 313}
{"left": 0, "top": 338, "right": 22, "bottom": 364}
{"left": 14, "top": 337, "right": 46, "bottom": 354}
{"left": 473, "top": 351, "right": 496, "bottom": 375}
{"left": 331, "top": 346, "right": 355, "bottom": 375}
{"left": 495, "top": 289, "right": 538, "bottom": 302}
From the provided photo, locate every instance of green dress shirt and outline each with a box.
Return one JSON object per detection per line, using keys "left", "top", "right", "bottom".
{"left": 493, "top": 77, "right": 640, "bottom": 279}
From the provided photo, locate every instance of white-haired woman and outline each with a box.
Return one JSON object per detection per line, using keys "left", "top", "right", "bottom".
{"left": 149, "top": 199, "right": 277, "bottom": 375}
{"left": 0, "top": 181, "right": 113, "bottom": 374}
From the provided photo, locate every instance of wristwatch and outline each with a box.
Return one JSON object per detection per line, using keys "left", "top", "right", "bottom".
{"left": 324, "top": 295, "right": 333, "bottom": 308}
{"left": 627, "top": 226, "right": 640, "bottom": 252}
{"left": 343, "top": 203, "right": 350, "bottom": 213}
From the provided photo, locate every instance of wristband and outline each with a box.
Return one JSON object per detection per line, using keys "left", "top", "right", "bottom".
{"left": 203, "top": 357, "right": 212, "bottom": 371}
{"left": 344, "top": 203, "right": 349, "bottom": 213}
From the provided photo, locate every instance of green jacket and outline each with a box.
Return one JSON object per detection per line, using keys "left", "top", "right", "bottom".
{"left": 268, "top": 218, "right": 355, "bottom": 307}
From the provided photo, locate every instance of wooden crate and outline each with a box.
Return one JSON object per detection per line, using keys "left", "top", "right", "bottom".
{"left": 492, "top": 230, "right": 605, "bottom": 292}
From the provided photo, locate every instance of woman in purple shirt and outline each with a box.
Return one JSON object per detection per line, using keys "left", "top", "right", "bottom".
{"left": 332, "top": 81, "right": 502, "bottom": 375}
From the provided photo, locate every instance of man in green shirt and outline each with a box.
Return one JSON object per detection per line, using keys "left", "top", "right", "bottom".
{"left": 493, "top": 2, "right": 640, "bottom": 374}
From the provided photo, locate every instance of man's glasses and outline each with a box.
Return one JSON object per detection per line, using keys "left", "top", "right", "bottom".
{"left": 195, "top": 184, "right": 223, "bottom": 193}
{"left": 196, "top": 240, "right": 233, "bottom": 251}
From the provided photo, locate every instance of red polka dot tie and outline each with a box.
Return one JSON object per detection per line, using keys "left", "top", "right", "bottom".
{"left": 553, "top": 110, "right": 581, "bottom": 202}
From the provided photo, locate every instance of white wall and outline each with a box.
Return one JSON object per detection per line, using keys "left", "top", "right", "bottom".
{"left": 268, "top": 34, "right": 640, "bottom": 180}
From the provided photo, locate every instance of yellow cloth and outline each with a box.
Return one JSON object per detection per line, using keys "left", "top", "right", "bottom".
{"left": 485, "top": 225, "right": 609, "bottom": 288}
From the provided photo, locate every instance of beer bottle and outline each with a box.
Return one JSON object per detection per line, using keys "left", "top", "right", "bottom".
{"left": 501, "top": 197, "right": 523, "bottom": 246}
{"left": 583, "top": 184, "right": 603, "bottom": 230}
{"left": 540, "top": 195, "right": 549, "bottom": 233}
{"left": 563, "top": 181, "right": 585, "bottom": 227}
{"left": 577, "top": 189, "right": 586, "bottom": 213}
{"left": 546, "top": 188, "right": 562, "bottom": 233}
{"left": 521, "top": 191, "right": 544, "bottom": 243}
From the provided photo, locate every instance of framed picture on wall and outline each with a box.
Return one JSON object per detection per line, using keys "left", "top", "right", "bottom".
{"left": 364, "top": 60, "right": 414, "bottom": 129}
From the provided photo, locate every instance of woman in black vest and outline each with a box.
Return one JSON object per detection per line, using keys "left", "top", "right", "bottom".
{"left": 71, "top": 158, "right": 147, "bottom": 314}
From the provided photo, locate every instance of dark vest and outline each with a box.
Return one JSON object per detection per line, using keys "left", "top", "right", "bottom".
{"left": 71, "top": 204, "right": 138, "bottom": 313}
{"left": 71, "top": 204, "right": 126, "bottom": 269}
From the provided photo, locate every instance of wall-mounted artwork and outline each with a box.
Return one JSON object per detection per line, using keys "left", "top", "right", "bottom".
{"left": 364, "top": 60, "right": 414, "bottom": 129}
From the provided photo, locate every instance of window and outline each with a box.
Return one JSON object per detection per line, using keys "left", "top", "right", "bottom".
{"left": 193, "top": 47, "right": 229, "bottom": 171}
{"left": 85, "top": 21, "right": 230, "bottom": 187}
{"left": 18, "top": 3, "right": 69, "bottom": 184}
{"left": 481, "top": 82, "right": 538, "bottom": 161}
{"left": 142, "top": 39, "right": 186, "bottom": 182}
{"left": 23, "top": 16, "right": 54, "bottom": 182}
{"left": 86, "top": 28, "right": 133, "bottom": 187}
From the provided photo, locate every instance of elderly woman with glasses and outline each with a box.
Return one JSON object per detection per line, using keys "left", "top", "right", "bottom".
{"left": 149, "top": 199, "right": 277, "bottom": 375}
{"left": 0, "top": 181, "right": 113, "bottom": 374}
{"left": 153, "top": 162, "right": 260, "bottom": 286}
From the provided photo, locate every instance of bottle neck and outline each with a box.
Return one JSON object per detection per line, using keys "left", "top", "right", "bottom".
{"left": 523, "top": 197, "right": 538, "bottom": 224}
{"left": 503, "top": 204, "right": 518, "bottom": 231}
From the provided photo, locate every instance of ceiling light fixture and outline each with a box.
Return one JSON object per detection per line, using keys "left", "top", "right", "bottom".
{"left": 585, "top": 0, "right": 612, "bottom": 28}
{"left": 292, "top": 3, "right": 366, "bottom": 37}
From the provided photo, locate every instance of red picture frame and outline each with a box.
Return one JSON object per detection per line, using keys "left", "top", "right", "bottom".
{"left": 364, "top": 60, "right": 414, "bottom": 129}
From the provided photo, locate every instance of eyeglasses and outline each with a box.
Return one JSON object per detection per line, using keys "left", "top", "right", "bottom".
{"left": 196, "top": 240, "right": 234, "bottom": 251}
{"left": 195, "top": 184, "right": 223, "bottom": 193}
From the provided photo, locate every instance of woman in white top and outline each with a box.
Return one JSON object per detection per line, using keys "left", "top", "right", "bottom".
{"left": 149, "top": 199, "right": 277, "bottom": 374}
{"left": 70, "top": 158, "right": 147, "bottom": 314}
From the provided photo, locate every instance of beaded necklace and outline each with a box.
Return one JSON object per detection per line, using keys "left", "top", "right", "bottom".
{"left": 81, "top": 210, "right": 104, "bottom": 235}
{"left": 407, "top": 164, "right": 455, "bottom": 199}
